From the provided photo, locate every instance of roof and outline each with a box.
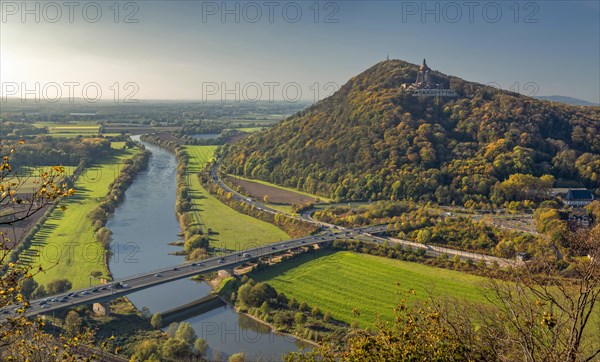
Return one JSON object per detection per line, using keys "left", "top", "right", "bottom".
{"left": 564, "top": 189, "right": 594, "bottom": 201}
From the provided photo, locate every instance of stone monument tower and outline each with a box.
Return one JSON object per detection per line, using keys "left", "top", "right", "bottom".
{"left": 414, "top": 59, "right": 432, "bottom": 89}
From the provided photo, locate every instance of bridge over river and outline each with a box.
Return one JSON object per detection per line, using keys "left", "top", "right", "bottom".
{"left": 1, "top": 222, "right": 519, "bottom": 322}
{"left": 0, "top": 225, "right": 386, "bottom": 321}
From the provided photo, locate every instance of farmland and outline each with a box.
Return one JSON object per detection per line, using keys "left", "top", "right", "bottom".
{"left": 183, "top": 145, "right": 289, "bottom": 250}
{"left": 33, "top": 122, "right": 101, "bottom": 137}
{"left": 227, "top": 175, "right": 331, "bottom": 204}
{"left": 234, "top": 127, "right": 267, "bottom": 133}
{"left": 226, "top": 176, "right": 318, "bottom": 207}
{"left": 19, "top": 148, "right": 139, "bottom": 289}
{"left": 252, "top": 250, "right": 490, "bottom": 328}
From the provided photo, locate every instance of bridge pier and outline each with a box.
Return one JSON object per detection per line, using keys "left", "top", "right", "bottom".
{"left": 93, "top": 302, "right": 111, "bottom": 316}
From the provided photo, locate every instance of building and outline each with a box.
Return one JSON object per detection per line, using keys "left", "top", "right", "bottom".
{"left": 414, "top": 59, "right": 433, "bottom": 89}
{"left": 402, "top": 59, "right": 458, "bottom": 98}
{"left": 562, "top": 189, "right": 594, "bottom": 207}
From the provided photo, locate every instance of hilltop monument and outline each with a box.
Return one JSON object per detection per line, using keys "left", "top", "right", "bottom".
{"left": 414, "top": 59, "right": 433, "bottom": 89}
{"left": 402, "top": 59, "right": 458, "bottom": 97}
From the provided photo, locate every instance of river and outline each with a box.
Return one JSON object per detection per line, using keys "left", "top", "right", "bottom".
{"left": 107, "top": 136, "right": 309, "bottom": 360}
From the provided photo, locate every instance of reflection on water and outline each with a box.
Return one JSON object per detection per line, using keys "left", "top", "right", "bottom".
{"left": 176, "top": 304, "right": 312, "bottom": 361}
{"left": 108, "top": 136, "right": 308, "bottom": 361}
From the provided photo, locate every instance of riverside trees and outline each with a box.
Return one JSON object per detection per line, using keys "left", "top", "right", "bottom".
{"left": 285, "top": 227, "right": 600, "bottom": 362}
{"left": 0, "top": 141, "right": 96, "bottom": 361}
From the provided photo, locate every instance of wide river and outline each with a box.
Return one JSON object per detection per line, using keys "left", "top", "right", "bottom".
{"left": 107, "top": 136, "right": 308, "bottom": 361}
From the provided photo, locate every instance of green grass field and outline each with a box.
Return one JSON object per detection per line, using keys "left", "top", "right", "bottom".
{"left": 232, "top": 127, "right": 267, "bottom": 133}
{"left": 111, "top": 142, "right": 127, "bottom": 150}
{"left": 13, "top": 166, "right": 76, "bottom": 193}
{"left": 20, "top": 149, "right": 138, "bottom": 289}
{"left": 227, "top": 174, "right": 332, "bottom": 203}
{"left": 32, "top": 122, "right": 101, "bottom": 138}
{"left": 252, "top": 251, "right": 490, "bottom": 328}
{"left": 264, "top": 203, "right": 296, "bottom": 215}
{"left": 184, "top": 146, "right": 289, "bottom": 250}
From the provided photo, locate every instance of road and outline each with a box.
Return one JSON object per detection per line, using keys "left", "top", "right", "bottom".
{"left": 212, "top": 163, "right": 521, "bottom": 267}
{"left": 0, "top": 226, "right": 374, "bottom": 321}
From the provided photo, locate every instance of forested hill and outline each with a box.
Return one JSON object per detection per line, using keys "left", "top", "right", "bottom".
{"left": 222, "top": 60, "right": 600, "bottom": 207}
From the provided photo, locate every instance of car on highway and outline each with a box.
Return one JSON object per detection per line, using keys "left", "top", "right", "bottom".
{"left": 172, "top": 267, "right": 178, "bottom": 271}
{"left": 154, "top": 273, "right": 162, "bottom": 277}
{"left": 217, "top": 258, "right": 225, "bottom": 263}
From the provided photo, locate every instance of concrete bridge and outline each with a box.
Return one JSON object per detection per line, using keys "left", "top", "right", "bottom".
{"left": 1, "top": 226, "right": 381, "bottom": 321}
{"left": 1, "top": 222, "right": 519, "bottom": 322}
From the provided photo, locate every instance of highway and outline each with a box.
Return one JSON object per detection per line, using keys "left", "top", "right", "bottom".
{"left": 0, "top": 227, "right": 368, "bottom": 321}
{"left": 212, "top": 164, "right": 519, "bottom": 266}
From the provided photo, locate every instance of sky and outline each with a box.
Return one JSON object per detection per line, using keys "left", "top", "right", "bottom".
{"left": 1, "top": 0, "right": 599, "bottom": 103}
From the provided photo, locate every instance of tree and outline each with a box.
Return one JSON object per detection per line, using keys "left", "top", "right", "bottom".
{"left": 479, "top": 229, "right": 600, "bottom": 362}
{"left": 150, "top": 313, "right": 163, "bottom": 328}
{"left": 165, "top": 322, "right": 179, "bottom": 337}
{"left": 0, "top": 142, "right": 92, "bottom": 361}
{"left": 19, "top": 278, "right": 38, "bottom": 299}
{"left": 188, "top": 247, "right": 208, "bottom": 261}
{"left": 132, "top": 339, "right": 161, "bottom": 361}
{"left": 285, "top": 293, "right": 468, "bottom": 362}
{"left": 175, "top": 321, "right": 197, "bottom": 346}
{"left": 31, "top": 285, "right": 47, "bottom": 299}
{"left": 237, "top": 282, "right": 277, "bottom": 307}
{"left": 424, "top": 229, "right": 600, "bottom": 362}
{"left": 184, "top": 234, "right": 208, "bottom": 253}
{"left": 194, "top": 338, "right": 208, "bottom": 356}
{"left": 294, "top": 312, "right": 306, "bottom": 325}
{"left": 64, "top": 310, "right": 83, "bottom": 337}
{"left": 288, "top": 297, "right": 299, "bottom": 309}
{"left": 260, "top": 301, "right": 270, "bottom": 315}
{"left": 229, "top": 352, "right": 246, "bottom": 362}
{"left": 45, "top": 279, "right": 72, "bottom": 294}
{"left": 162, "top": 338, "right": 192, "bottom": 361}
{"left": 416, "top": 229, "right": 432, "bottom": 243}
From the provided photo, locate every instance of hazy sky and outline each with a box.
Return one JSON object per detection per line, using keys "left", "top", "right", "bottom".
{"left": 1, "top": 0, "right": 599, "bottom": 103}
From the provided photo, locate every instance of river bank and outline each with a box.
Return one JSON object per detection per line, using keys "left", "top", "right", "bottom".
{"left": 103, "top": 136, "right": 308, "bottom": 360}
